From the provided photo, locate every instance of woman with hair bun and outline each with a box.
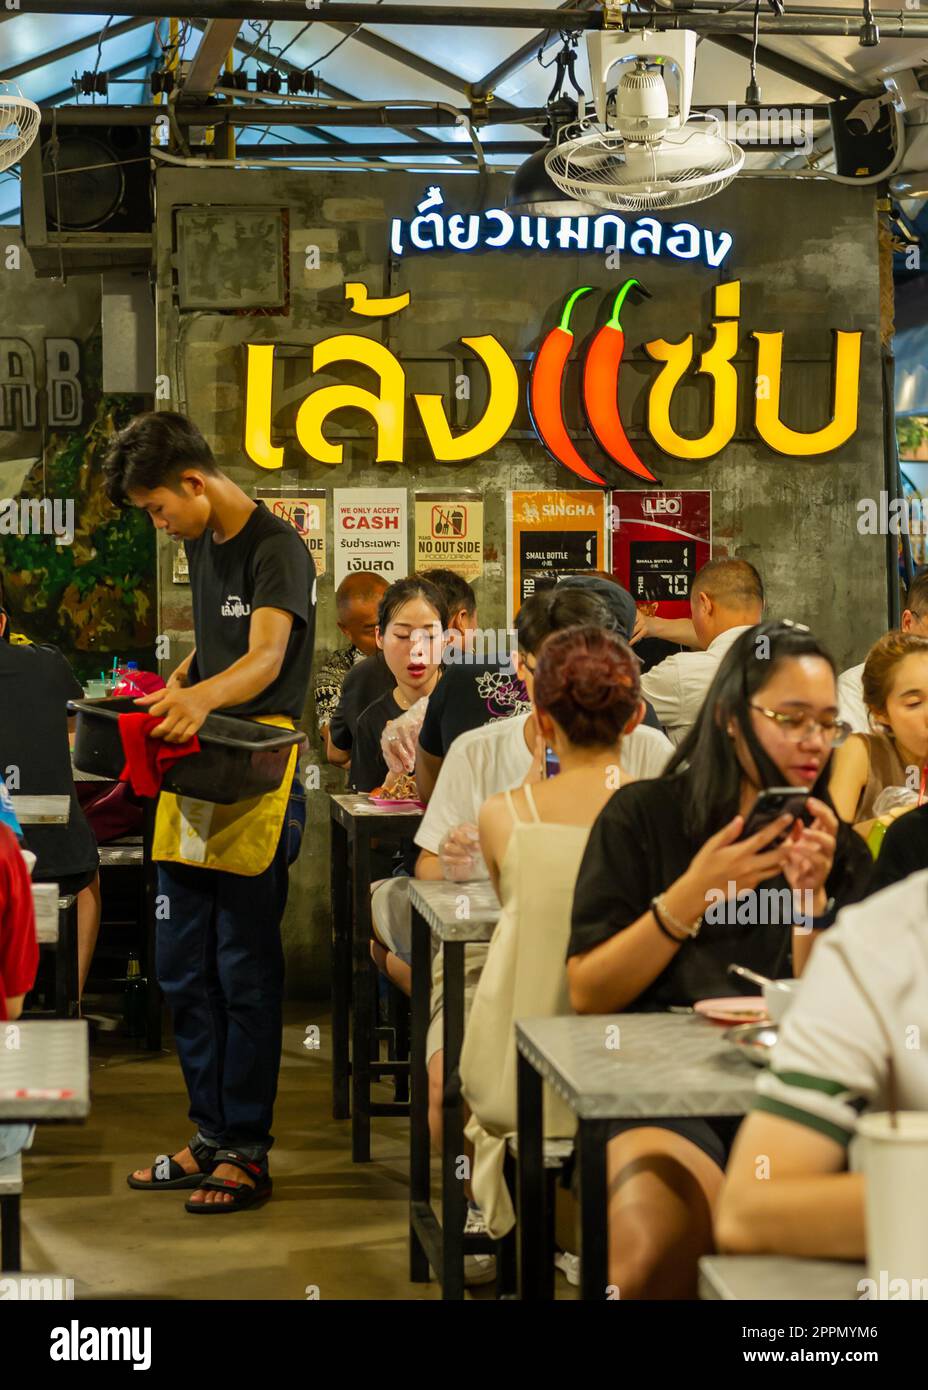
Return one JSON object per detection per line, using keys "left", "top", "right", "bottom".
{"left": 830, "top": 630, "right": 928, "bottom": 828}
{"left": 461, "top": 626, "right": 645, "bottom": 1241}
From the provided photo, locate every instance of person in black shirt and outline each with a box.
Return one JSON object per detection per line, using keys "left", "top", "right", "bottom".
{"left": 326, "top": 652, "right": 394, "bottom": 762}
{"left": 567, "top": 620, "right": 871, "bottom": 1298}
{"left": 350, "top": 576, "right": 449, "bottom": 795}
{"left": 866, "top": 802, "right": 928, "bottom": 894}
{"left": 0, "top": 596, "right": 101, "bottom": 995}
{"left": 102, "top": 411, "right": 315, "bottom": 1213}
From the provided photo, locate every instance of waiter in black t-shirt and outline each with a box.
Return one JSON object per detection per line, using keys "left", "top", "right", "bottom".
{"left": 103, "top": 412, "right": 316, "bottom": 1214}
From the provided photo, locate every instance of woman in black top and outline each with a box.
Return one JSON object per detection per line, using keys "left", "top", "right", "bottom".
{"left": 567, "top": 621, "right": 872, "bottom": 1299}
{"left": 350, "top": 576, "right": 448, "bottom": 794}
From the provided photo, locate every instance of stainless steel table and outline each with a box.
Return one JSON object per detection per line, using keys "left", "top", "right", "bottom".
{"left": 329, "top": 794, "right": 423, "bottom": 1160}
{"left": 699, "top": 1255, "right": 867, "bottom": 1301}
{"left": 8, "top": 795, "right": 70, "bottom": 825}
{"left": 408, "top": 878, "right": 500, "bottom": 1300}
{"left": 0, "top": 1020, "right": 90, "bottom": 1122}
{"left": 515, "top": 1013, "right": 758, "bottom": 1300}
{"left": 27, "top": 884, "right": 79, "bottom": 1019}
{"left": 0, "top": 1020, "right": 89, "bottom": 1271}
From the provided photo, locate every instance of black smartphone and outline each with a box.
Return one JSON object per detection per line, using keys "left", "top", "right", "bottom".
{"left": 544, "top": 746, "right": 561, "bottom": 778}
{"left": 740, "top": 787, "right": 811, "bottom": 843}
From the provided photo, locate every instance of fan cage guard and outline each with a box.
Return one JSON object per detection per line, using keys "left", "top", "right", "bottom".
{"left": 0, "top": 92, "right": 41, "bottom": 172}
{"left": 545, "top": 119, "right": 745, "bottom": 213}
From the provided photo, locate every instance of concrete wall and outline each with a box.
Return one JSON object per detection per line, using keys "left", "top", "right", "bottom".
{"left": 154, "top": 168, "right": 884, "bottom": 998}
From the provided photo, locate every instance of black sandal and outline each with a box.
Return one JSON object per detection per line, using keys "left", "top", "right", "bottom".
{"left": 126, "top": 1135, "right": 217, "bottom": 1191}
{"left": 184, "top": 1148, "right": 272, "bottom": 1214}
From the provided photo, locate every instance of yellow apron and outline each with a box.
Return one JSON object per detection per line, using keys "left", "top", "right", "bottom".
{"left": 152, "top": 714, "right": 298, "bottom": 876}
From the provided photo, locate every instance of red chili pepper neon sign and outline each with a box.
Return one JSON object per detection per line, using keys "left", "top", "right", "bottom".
{"left": 583, "top": 279, "right": 659, "bottom": 484}
{"left": 530, "top": 282, "right": 659, "bottom": 486}
{"left": 529, "top": 286, "right": 607, "bottom": 486}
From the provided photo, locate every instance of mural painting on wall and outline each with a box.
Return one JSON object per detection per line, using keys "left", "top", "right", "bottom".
{"left": 242, "top": 277, "right": 863, "bottom": 480}
{"left": 0, "top": 328, "right": 156, "bottom": 676}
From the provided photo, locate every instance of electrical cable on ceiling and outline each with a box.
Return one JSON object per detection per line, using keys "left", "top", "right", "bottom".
{"left": 746, "top": 0, "right": 762, "bottom": 104}
{"left": 307, "top": 0, "right": 387, "bottom": 67}
{"left": 213, "top": 86, "right": 487, "bottom": 176}
{"left": 237, "top": 21, "right": 275, "bottom": 74}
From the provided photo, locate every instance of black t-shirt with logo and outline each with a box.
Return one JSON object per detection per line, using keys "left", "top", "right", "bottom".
{"left": 418, "top": 662, "right": 531, "bottom": 758}
{"left": 184, "top": 501, "right": 317, "bottom": 719}
{"left": 0, "top": 641, "right": 99, "bottom": 882}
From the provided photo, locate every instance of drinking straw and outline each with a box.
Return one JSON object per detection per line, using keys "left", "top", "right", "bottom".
{"left": 887, "top": 1055, "right": 899, "bottom": 1131}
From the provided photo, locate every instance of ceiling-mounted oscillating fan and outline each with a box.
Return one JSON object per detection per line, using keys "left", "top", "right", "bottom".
{"left": 0, "top": 82, "right": 41, "bottom": 173}
{"left": 545, "top": 30, "right": 744, "bottom": 212}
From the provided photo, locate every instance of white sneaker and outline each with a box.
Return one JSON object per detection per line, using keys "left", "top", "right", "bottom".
{"left": 463, "top": 1205, "right": 497, "bottom": 1286}
{"left": 554, "top": 1250, "right": 580, "bottom": 1286}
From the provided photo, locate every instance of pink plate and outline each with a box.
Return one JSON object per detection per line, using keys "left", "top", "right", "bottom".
{"left": 694, "top": 996, "right": 769, "bottom": 1025}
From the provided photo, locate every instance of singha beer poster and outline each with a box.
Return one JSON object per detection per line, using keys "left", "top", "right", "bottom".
{"left": 414, "top": 491, "right": 484, "bottom": 583}
{"left": 507, "top": 490, "right": 606, "bottom": 626}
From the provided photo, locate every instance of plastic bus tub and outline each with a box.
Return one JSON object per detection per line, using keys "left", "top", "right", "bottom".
{"left": 71, "top": 697, "right": 307, "bottom": 804}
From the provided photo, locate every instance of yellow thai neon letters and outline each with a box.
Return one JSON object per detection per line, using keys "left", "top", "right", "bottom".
{"left": 644, "top": 281, "right": 740, "bottom": 460}
{"left": 344, "top": 282, "right": 411, "bottom": 317}
{"left": 243, "top": 344, "right": 284, "bottom": 470}
{"left": 753, "top": 329, "right": 862, "bottom": 455}
{"left": 413, "top": 335, "right": 518, "bottom": 461}
{"left": 295, "top": 335, "right": 406, "bottom": 465}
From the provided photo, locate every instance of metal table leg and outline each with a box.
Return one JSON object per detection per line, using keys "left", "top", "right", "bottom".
{"left": 55, "top": 895, "right": 78, "bottom": 1020}
{"left": 141, "top": 798, "right": 162, "bottom": 1051}
{"left": 350, "top": 826, "right": 373, "bottom": 1163}
{"left": 408, "top": 903, "right": 431, "bottom": 1283}
{"left": 0, "top": 1193, "right": 22, "bottom": 1272}
{"left": 441, "top": 940, "right": 466, "bottom": 1301}
{"left": 578, "top": 1119, "right": 609, "bottom": 1301}
{"left": 516, "top": 1048, "right": 552, "bottom": 1300}
{"left": 330, "top": 816, "right": 350, "bottom": 1121}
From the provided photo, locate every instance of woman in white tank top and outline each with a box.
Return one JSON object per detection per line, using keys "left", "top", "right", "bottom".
{"left": 460, "top": 625, "right": 646, "bottom": 1238}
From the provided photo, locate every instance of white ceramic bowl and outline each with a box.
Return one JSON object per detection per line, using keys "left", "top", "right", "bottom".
{"left": 763, "top": 978, "right": 800, "bottom": 1024}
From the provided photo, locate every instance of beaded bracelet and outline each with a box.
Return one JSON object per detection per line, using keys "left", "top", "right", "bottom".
{"left": 651, "top": 897, "right": 688, "bottom": 944}
{"left": 654, "top": 891, "right": 703, "bottom": 939}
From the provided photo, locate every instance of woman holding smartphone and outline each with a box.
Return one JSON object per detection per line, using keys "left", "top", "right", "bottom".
{"left": 567, "top": 620, "right": 872, "bottom": 1299}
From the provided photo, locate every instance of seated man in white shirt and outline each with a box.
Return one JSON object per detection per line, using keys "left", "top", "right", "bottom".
{"left": 715, "top": 869, "right": 928, "bottom": 1266}
{"left": 638, "top": 557, "right": 764, "bottom": 746}
{"left": 837, "top": 569, "right": 928, "bottom": 734}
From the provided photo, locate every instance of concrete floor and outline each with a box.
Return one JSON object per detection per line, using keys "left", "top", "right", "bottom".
{"left": 18, "top": 1004, "right": 571, "bottom": 1301}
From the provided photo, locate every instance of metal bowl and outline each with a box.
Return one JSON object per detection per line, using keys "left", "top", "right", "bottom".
{"left": 723, "top": 1021, "right": 779, "bottom": 1068}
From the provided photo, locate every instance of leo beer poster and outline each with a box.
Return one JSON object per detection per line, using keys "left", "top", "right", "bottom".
{"left": 610, "top": 490, "right": 711, "bottom": 620}
{"left": 507, "top": 490, "right": 606, "bottom": 626}
{"left": 333, "top": 488, "right": 407, "bottom": 586}
{"left": 414, "top": 491, "right": 484, "bottom": 583}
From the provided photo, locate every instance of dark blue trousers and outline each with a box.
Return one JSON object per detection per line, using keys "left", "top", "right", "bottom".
{"left": 155, "top": 785, "right": 303, "bottom": 1161}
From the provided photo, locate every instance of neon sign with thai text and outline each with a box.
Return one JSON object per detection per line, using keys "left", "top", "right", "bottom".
{"left": 390, "top": 186, "right": 734, "bottom": 269}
